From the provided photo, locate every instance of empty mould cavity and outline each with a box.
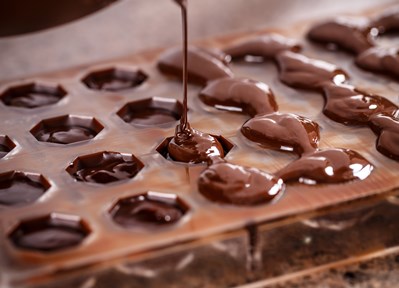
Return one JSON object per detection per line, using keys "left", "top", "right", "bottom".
{"left": 0, "top": 135, "right": 16, "bottom": 159}
{"left": 0, "top": 171, "right": 50, "bottom": 207}
{"left": 66, "top": 151, "right": 144, "bottom": 184}
{"left": 30, "top": 115, "right": 104, "bottom": 145}
{"left": 156, "top": 135, "right": 234, "bottom": 164}
{"left": 9, "top": 213, "right": 90, "bottom": 252}
{"left": 0, "top": 82, "right": 66, "bottom": 108}
{"left": 82, "top": 67, "right": 148, "bottom": 91}
{"left": 109, "top": 192, "right": 189, "bottom": 228}
{"left": 117, "top": 97, "right": 183, "bottom": 127}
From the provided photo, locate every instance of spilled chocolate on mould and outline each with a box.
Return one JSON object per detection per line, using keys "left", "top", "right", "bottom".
{"left": 276, "top": 149, "right": 373, "bottom": 184}
{"left": 241, "top": 113, "right": 320, "bottom": 156}
{"left": 369, "top": 114, "right": 399, "bottom": 161}
{"left": 198, "top": 157, "right": 284, "bottom": 206}
{"left": 224, "top": 33, "right": 301, "bottom": 60}
{"left": 199, "top": 77, "right": 278, "bottom": 117}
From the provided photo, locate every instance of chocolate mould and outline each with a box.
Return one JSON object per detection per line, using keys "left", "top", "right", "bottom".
{"left": 0, "top": 3, "right": 399, "bottom": 288}
{"left": 0, "top": 135, "right": 16, "bottom": 159}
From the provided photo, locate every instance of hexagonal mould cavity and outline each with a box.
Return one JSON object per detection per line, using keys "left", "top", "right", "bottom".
{"left": 9, "top": 213, "right": 90, "bottom": 252}
{"left": 30, "top": 115, "right": 104, "bottom": 145}
{"left": 156, "top": 135, "right": 235, "bottom": 164}
{"left": 0, "top": 135, "right": 16, "bottom": 159}
{"left": 117, "top": 97, "right": 183, "bottom": 127}
{"left": 0, "top": 82, "right": 66, "bottom": 109}
{"left": 0, "top": 170, "right": 50, "bottom": 207}
{"left": 82, "top": 67, "right": 148, "bottom": 91}
{"left": 66, "top": 151, "right": 144, "bottom": 185}
{"left": 109, "top": 191, "right": 189, "bottom": 228}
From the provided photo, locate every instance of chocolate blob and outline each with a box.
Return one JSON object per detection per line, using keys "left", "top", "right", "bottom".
{"left": 82, "top": 68, "right": 148, "bottom": 91}
{"left": 276, "top": 51, "right": 348, "bottom": 91}
{"left": 356, "top": 47, "right": 399, "bottom": 80}
{"left": 322, "top": 84, "right": 398, "bottom": 125}
{"left": 0, "top": 83, "right": 66, "bottom": 109}
{"left": 241, "top": 113, "right": 320, "bottom": 156}
{"left": 224, "top": 33, "right": 301, "bottom": 60}
{"left": 110, "top": 193, "right": 187, "bottom": 228}
{"left": 157, "top": 46, "right": 234, "bottom": 86}
{"left": 0, "top": 171, "right": 49, "bottom": 206}
{"left": 199, "top": 77, "right": 278, "bottom": 117}
{"left": 307, "top": 17, "right": 374, "bottom": 54}
{"left": 371, "top": 7, "right": 399, "bottom": 34}
{"left": 276, "top": 149, "right": 373, "bottom": 184}
{"left": 198, "top": 158, "right": 284, "bottom": 206}
{"left": 369, "top": 114, "right": 399, "bottom": 161}
{"left": 168, "top": 125, "right": 225, "bottom": 164}
{"left": 67, "top": 151, "right": 144, "bottom": 184}
{"left": 9, "top": 214, "right": 89, "bottom": 252}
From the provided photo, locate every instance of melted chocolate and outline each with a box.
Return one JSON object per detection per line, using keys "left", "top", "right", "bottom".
{"left": 82, "top": 68, "right": 148, "bottom": 91}
{"left": 0, "top": 171, "right": 48, "bottom": 206}
{"left": 67, "top": 152, "right": 144, "bottom": 184}
{"left": 276, "top": 149, "right": 373, "bottom": 184}
{"left": 198, "top": 158, "right": 284, "bottom": 205}
{"left": 0, "top": 144, "right": 10, "bottom": 159}
{"left": 322, "top": 84, "right": 398, "bottom": 125}
{"left": 1, "top": 83, "right": 65, "bottom": 109}
{"left": 356, "top": 47, "right": 399, "bottom": 79}
{"left": 199, "top": 77, "right": 278, "bottom": 117}
{"left": 10, "top": 214, "right": 89, "bottom": 252}
{"left": 157, "top": 46, "right": 234, "bottom": 86}
{"left": 110, "top": 193, "right": 186, "bottom": 228}
{"left": 369, "top": 114, "right": 399, "bottom": 161}
{"left": 224, "top": 33, "right": 301, "bottom": 60}
{"left": 371, "top": 7, "right": 399, "bottom": 34}
{"left": 35, "top": 126, "right": 97, "bottom": 144}
{"left": 276, "top": 51, "right": 348, "bottom": 90}
{"left": 307, "top": 17, "right": 374, "bottom": 54}
{"left": 241, "top": 113, "right": 320, "bottom": 156}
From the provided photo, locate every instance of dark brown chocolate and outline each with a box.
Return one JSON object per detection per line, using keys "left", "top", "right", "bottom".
{"left": 199, "top": 77, "right": 278, "bottom": 117}
{"left": 110, "top": 192, "right": 187, "bottom": 228}
{"left": 276, "top": 149, "right": 373, "bottom": 184}
{"left": 0, "top": 136, "right": 15, "bottom": 159}
{"left": 0, "top": 83, "right": 66, "bottom": 109}
{"left": 356, "top": 47, "right": 399, "bottom": 80}
{"left": 198, "top": 158, "right": 284, "bottom": 205}
{"left": 322, "top": 84, "right": 398, "bottom": 125}
{"left": 0, "top": 171, "right": 49, "bottom": 206}
{"left": 9, "top": 213, "right": 89, "bottom": 252}
{"left": 371, "top": 7, "right": 399, "bottom": 34}
{"left": 241, "top": 113, "right": 320, "bottom": 156}
{"left": 66, "top": 151, "right": 144, "bottom": 184}
{"left": 276, "top": 51, "right": 348, "bottom": 91}
{"left": 369, "top": 114, "right": 399, "bottom": 161}
{"left": 307, "top": 17, "right": 374, "bottom": 54}
{"left": 157, "top": 46, "right": 234, "bottom": 86}
{"left": 0, "top": 145, "right": 8, "bottom": 159}
{"left": 224, "top": 33, "right": 301, "bottom": 60}
{"left": 82, "top": 68, "right": 148, "bottom": 91}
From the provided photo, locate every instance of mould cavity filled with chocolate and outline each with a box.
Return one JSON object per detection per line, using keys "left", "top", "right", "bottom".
{"left": 66, "top": 151, "right": 144, "bottom": 184}
{"left": 82, "top": 67, "right": 148, "bottom": 91}
{"left": 9, "top": 213, "right": 90, "bottom": 252}
{"left": 30, "top": 115, "right": 104, "bottom": 145}
{"left": 117, "top": 97, "right": 183, "bottom": 127}
{"left": 0, "top": 170, "right": 50, "bottom": 207}
{"left": 109, "top": 192, "right": 188, "bottom": 228}
{"left": 0, "top": 82, "right": 66, "bottom": 109}
{"left": 0, "top": 135, "right": 16, "bottom": 159}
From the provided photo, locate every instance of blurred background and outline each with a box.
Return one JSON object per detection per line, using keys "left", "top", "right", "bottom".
{"left": 0, "top": 0, "right": 396, "bottom": 81}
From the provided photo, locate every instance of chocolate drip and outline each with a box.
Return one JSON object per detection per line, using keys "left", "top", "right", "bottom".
{"left": 36, "top": 126, "right": 97, "bottom": 144}
{"left": 199, "top": 78, "right": 278, "bottom": 117}
{"left": 276, "top": 149, "right": 373, "bottom": 184}
{"left": 224, "top": 33, "right": 301, "bottom": 60}
{"left": 356, "top": 47, "right": 399, "bottom": 79}
{"left": 307, "top": 17, "right": 374, "bottom": 54}
{"left": 241, "top": 113, "right": 320, "bottom": 156}
{"left": 157, "top": 46, "right": 234, "bottom": 86}
{"left": 369, "top": 114, "right": 399, "bottom": 160}
{"left": 198, "top": 158, "right": 284, "bottom": 206}
{"left": 276, "top": 51, "right": 348, "bottom": 90}
{"left": 322, "top": 84, "right": 398, "bottom": 125}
